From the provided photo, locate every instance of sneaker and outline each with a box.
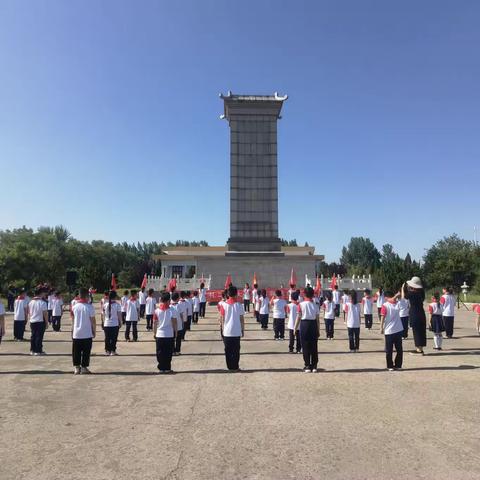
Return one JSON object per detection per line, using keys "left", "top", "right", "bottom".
{"left": 30, "top": 351, "right": 35, "bottom": 356}
{"left": 111, "top": 351, "right": 118, "bottom": 356}
{"left": 312, "top": 368, "right": 318, "bottom": 373}
{"left": 289, "top": 350, "right": 294, "bottom": 354}
{"left": 73, "top": 366, "right": 81, "bottom": 375}
{"left": 303, "top": 368, "right": 311, "bottom": 373}
{"left": 39, "top": 351, "right": 47, "bottom": 355}
{"left": 296, "top": 350, "right": 302, "bottom": 354}
{"left": 80, "top": 367, "right": 92, "bottom": 374}
{"left": 33, "top": 352, "right": 40, "bottom": 356}
{"left": 388, "top": 368, "right": 394, "bottom": 371}
{"left": 105, "top": 351, "right": 111, "bottom": 356}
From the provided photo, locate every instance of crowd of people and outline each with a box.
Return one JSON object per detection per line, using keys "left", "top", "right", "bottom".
{"left": 0, "top": 276, "right": 479, "bottom": 375}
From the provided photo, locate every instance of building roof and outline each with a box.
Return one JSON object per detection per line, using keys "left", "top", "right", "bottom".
{"left": 220, "top": 91, "right": 288, "bottom": 120}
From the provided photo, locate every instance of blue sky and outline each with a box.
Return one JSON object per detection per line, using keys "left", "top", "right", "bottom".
{"left": 0, "top": 0, "right": 479, "bottom": 262}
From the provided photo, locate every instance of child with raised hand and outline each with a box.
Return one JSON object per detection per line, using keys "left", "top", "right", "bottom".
{"left": 345, "top": 290, "right": 361, "bottom": 352}
{"left": 397, "top": 284, "right": 410, "bottom": 339}
{"left": 380, "top": 291, "right": 404, "bottom": 371}
{"left": 287, "top": 291, "right": 301, "bottom": 353}
{"left": 323, "top": 291, "right": 335, "bottom": 339}
{"left": 270, "top": 290, "right": 288, "bottom": 340}
{"left": 429, "top": 292, "right": 445, "bottom": 350}
{"left": 170, "top": 292, "right": 184, "bottom": 355}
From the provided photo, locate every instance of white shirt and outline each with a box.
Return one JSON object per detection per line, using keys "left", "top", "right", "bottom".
{"left": 252, "top": 289, "right": 258, "bottom": 304}
{"left": 47, "top": 295, "right": 54, "bottom": 310}
{"left": 341, "top": 294, "right": 350, "bottom": 311}
{"left": 198, "top": 288, "right": 206, "bottom": 302}
{"left": 0, "top": 302, "right": 5, "bottom": 316}
{"left": 170, "top": 302, "right": 184, "bottom": 330}
{"left": 14, "top": 297, "right": 29, "bottom": 321}
{"left": 154, "top": 306, "right": 176, "bottom": 338}
{"left": 120, "top": 295, "right": 128, "bottom": 313}
{"left": 138, "top": 291, "right": 147, "bottom": 305}
{"left": 185, "top": 298, "right": 193, "bottom": 316}
{"left": 29, "top": 298, "right": 47, "bottom": 323}
{"left": 332, "top": 290, "right": 340, "bottom": 304}
{"left": 243, "top": 288, "right": 251, "bottom": 300}
{"left": 51, "top": 296, "right": 63, "bottom": 316}
{"left": 361, "top": 297, "right": 373, "bottom": 315}
{"left": 323, "top": 300, "right": 335, "bottom": 320}
{"left": 287, "top": 302, "right": 299, "bottom": 329}
{"left": 397, "top": 298, "right": 409, "bottom": 317}
{"left": 299, "top": 300, "right": 319, "bottom": 320}
{"left": 146, "top": 296, "right": 156, "bottom": 315}
{"left": 103, "top": 301, "right": 122, "bottom": 327}
{"left": 72, "top": 301, "right": 95, "bottom": 339}
{"left": 345, "top": 302, "right": 361, "bottom": 328}
{"left": 375, "top": 293, "right": 385, "bottom": 307}
{"left": 381, "top": 301, "right": 403, "bottom": 335}
{"left": 192, "top": 296, "right": 200, "bottom": 312}
{"left": 126, "top": 298, "right": 139, "bottom": 322}
{"left": 429, "top": 302, "right": 443, "bottom": 315}
{"left": 259, "top": 297, "right": 269, "bottom": 315}
{"left": 219, "top": 299, "right": 244, "bottom": 337}
{"left": 287, "top": 289, "right": 296, "bottom": 302}
{"left": 272, "top": 298, "right": 287, "bottom": 319}
{"left": 441, "top": 294, "right": 455, "bottom": 317}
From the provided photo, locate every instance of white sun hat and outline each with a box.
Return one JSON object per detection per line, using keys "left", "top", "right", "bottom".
{"left": 407, "top": 276, "right": 423, "bottom": 289}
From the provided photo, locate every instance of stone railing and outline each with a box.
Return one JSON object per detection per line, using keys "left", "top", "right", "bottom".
{"left": 146, "top": 275, "right": 212, "bottom": 292}
{"left": 305, "top": 274, "right": 373, "bottom": 291}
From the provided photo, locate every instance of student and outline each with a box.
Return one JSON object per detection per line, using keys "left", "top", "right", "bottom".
{"left": 243, "top": 283, "right": 251, "bottom": 312}
{"left": 120, "top": 290, "right": 129, "bottom": 325}
{"left": 380, "top": 292, "right": 404, "bottom": 371}
{"left": 294, "top": 287, "right": 320, "bottom": 373}
{"left": 361, "top": 289, "right": 373, "bottom": 330}
{"left": 153, "top": 292, "right": 178, "bottom": 373}
{"left": 183, "top": 291, "right": 193, "bottom": 332}
{"left": 198, "top": 282, "right": 207, "bottom": 318}
{"left": 7, "top": 285, "right": 16, "bottom": 312}
{"left": 323, "top": 291, "right": 336, "bottom": 340}
{"left": 332, "top": 285, "right": 341, "bottom": 318}
{"left": 145, "top": 288, "right": 156, "bottom": 331}
{"left": 252, "top": 283, "right": 260, "bottom": 322}
{"left": 296, "top": 288, "right": 304, "bottom": 303}
{"left": 218, "top": 285, "right": 245, "bottom": 371}
{"left": 71, "top": 287, "right": 96, "bottom": 374}
{"left": 440, "top": 287, "right": 456, "bottom": 339}
{"left": 103, "top": 290, "right": 122, "bottom": 355}
{"left": 271, "top": 290, "right": 287, "bottom": 340}
{"left": 345, "top": 290, "right": 361, "bottom": 352}
{"left": 125, "top": 289, "right": 140, "bottom": 342}
{"left": 13, "top": 290, "right": 29, "bottom": 340}
{"left": 138, "top": 286, "right": 147, "bottom": 319}
{"left": 0, "top": 300, "right": 5, "bottom": 345}
{"left": 374, "top": 287, "right": 385, "bottom": 321}
{"left": 473, "top": 304, "right": 480, "bottom": 335}
{"left": 287, "top": 291, "right": 302, "bottom": 353}
{"left": 171, "top": 292, "right": 185, "bottom": 355}
{"left": 217, "top": 290, "right": 228, "bottom": 338}
{"left": 192, "top": 291, "right": 200, "bottom": 324}
{"left": 287, "top": 284, "right": 296, "bottom": 302}
{"left": 429, "top": 293, "right": 445, "bottom": 350}
{"left": 28, "top": 288, "right": 49, "bottom": 355}
{"left": 47, "top": 289, "right": 54, "bottom": 325}
{"left": 259, "top": 289, "right": 269, "bottom": 330}
{"left": 397, "top": 291, "right": 410, "bottom": 339}
{"left": 100, "top": 290, "right": 109, "bottom": 329}
{"left": 50, "top": 291, "right": 63, "bottom": 332}
{"left": 341, "top": 290, "right": 350, "bottom": 323}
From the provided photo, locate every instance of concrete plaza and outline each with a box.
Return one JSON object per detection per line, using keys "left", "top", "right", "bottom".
{"left": 0, "top": 305, "right": 479, "bottom": 479}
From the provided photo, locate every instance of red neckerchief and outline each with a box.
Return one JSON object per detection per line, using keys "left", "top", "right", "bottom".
{"left": 159, "top": 303, "right": 169, "bottom": 311}
{"left": 130, "top": 296, "right": 137, "bottom": 301}
{"left": 227, "top": 297, "right": 237, "bottom": 304}
{"left": 305, "top": 298, "right": 313, "bottom": 302}
{"left": 386, "top": 298, "right": 397, "bottom": 305}
{"left": 17, "top": 295, "right": 25, "bottom": 300}
{"left": 291, "top": 300, "right": 299, "bottom": 306}
{"left": 77, "top": 298, "right": 89, "bottom": 304}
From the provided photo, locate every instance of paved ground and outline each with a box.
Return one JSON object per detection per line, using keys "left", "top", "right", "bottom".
{"left": 0, "top": 304, "right": 479, "bottom": 480}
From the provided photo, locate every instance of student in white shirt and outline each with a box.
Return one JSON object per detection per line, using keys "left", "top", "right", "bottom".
{"left": 120, "top": 290, "right": 129, "bottom": 325}
{"left": 332, "top": 285, "right": 341, "bottom": 317}
{"left": 139, "top": 287, "right": 147, "bottom": 319}
{"left": 440, "top": 287, "right": 456, "bottom": 338}
{"left": 293, "top": 287, "right": 320, "bottom": 373}
{"left": 374, "top": 287, "right": 385, "bottom": 321}
{"left": 259, "top": 289, "right": 269, "bottom": 330}
{"left": 361, "top": 289, "right": 374, "bottom": 330}
{"left": 345, "top": 291, "right": 361, "bottom": 352}
{"left": 218, "top": 285, "right": 245, "bottom": 371}
{"left": 287, "top": 284, "right": 296, "bottom": 302}
{"left": 145, "top": 288, "right": 156, "bottom": 331}
{"left": 323, "top": 291, "right": 336, "bottom": 339}
{"left": 270, "top": 290, "right": 288, "bottom": 340}
{"left": 243, "top": 283, "right": 251, "bottom": 313}
{"left": 28, "top": 288, "right": 49, "bottom": 355}
{"left": 153, "top": 292, "right": 178, "bottom": 373}
{"left": 397, "top": 293, "right": 410, "bottom": 339}
{"left": 13, "top": 290, "right": 29, "bottom": 340}
{"left": 380, "top": 292, "right": 404, "bottom": 371}
{"left": 252, "top": 283, "right": 260, "bottom": 322}
{"left": 0, "top": 301, "right": 5, "bottom": 346}
{"left": 50, "top": 291, "right": 63, "bottom": 332}
{"left": 198, "top": 282, "right": 207, "bottom": 318}
{"left": 341, "top": 291, "right": 350, "bottom": 322}
{"left": 103, "top": 290, "right": 122, "bottom": 355}
{"left": 429, "top": 293, "right": 445, "bottom": 350}
{"left": 125, "top": 289, "right": 140, "bottom": 342}
{"left": 71, "top": 287, "right": 96, "bottom": 374}
{"left": 47, "top": 289, "right": 54, "bottom": 325}
{"left": 171, "top": 292, "right": 185, "bottom": 354}
{"left": 182, "top": 291, "right": 193, "bottom": 332}
{"left": 192, "top": 291, "right": 200, "bottom": 324}
{"left": 99, "top": 290, "right": 109, "bottom": 328}
{"left": 287, "top": 291, "right": 301, "bottom": 353}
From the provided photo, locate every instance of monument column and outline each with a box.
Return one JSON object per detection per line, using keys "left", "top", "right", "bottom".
{"left": 220, "top": 92, "right": 287, "bottom": 253}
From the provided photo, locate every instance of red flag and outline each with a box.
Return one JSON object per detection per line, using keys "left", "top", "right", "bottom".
{"left": 329, "top": 274, "right": 337, "bottom": 289}
{"left": 224, "top": 274, "right": 232, "bottom": 290}
{"left": 140, "top": 273, "right": 147, "bottom": 289}
{"left": 289, "top": 268, "right": 297, "bottom": 287}
{"left": 111, "top": 273, "right": 117, "bottom": 291}
{"left": 252, "top": 272, "right": 258, "bottom": 285}
{"left": 315, "top": 276, "right": 321, "bottom": 294}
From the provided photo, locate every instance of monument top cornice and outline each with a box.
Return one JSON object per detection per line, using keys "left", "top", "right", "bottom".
{"left": 219, "top": 91, "right": 287, "bottom": 120}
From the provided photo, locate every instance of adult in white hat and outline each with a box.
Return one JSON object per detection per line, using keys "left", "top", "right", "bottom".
{"left": 402, "top": 277, "right": 426, "bottom": 354}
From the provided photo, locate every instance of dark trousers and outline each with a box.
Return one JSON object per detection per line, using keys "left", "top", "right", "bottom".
{"left": 30, "top": 322, "right": 46, "bottom": 353}
{"left": 273, "top": 318, "right": 285, "bottom": 338}
{"left": 334, "top": 304, "right": 340, "bottom": 317}
{"left": 348, "top": 327, "right": 360, "bottom": 351}
{"left": 47, "top": 309, "right": 53, "bottom": 323}
{"left": 199, "top": 302, "right": 206, "bottom": 318}
{"left": 377, "top": 307, "right": 382, "bottom": 320}
{"left": 223, "top": 336, "right": 241, "bottom": 370}
{"left": 7, "top": 295, "right": 15, "bottom": 311}
{"left": 156, "top": 337, "right": 174, "bottom": 371}
{"left": 72, "top": 338, "right": 92, "bottom": 367}
{"left": 401, "top": 316, "right": 409, "bottom": 338}
{"left": 300, "top": 320, "right": 318, "bottom": 369}
{"left": 385, "top": 331, "right": 403, "bottom": 369}
{"left": 193, "top": 312, "right": 199, "bottom": 324}
{"left": 324, "top": 318, "right": 335, "bottom": 338}
{"left": 51, "top": 315, "right": 62, "bottom": 332}
{"left": 14, "top": 320, "right": 26, "bottom": 340}
{"left": 443, "top": 316, "right": 454, "bottom": 337}
{"left": 255, "top": 310, "right": 260, "bottom": 322}
{"left": 185, "top": 315, "right": 192, "bottom": 331}
{"left": 243, "top": 300, "right": 250, "bottom": 312}
{"left": 175, "top": 329, "right": 184, "bottom": 353}
{"left": 289, "top": 329, "right": 301, "bottom": 352}
{"left": 139, "top": 304, "right": 146, "bottom": 319}
{"left": 260, "top": 314, "right": 269, "bottom": 329}
{"left": 364, "top": 314, "right": 373, "bottom": 329}
{"left": 104, "top": 326, "right": 119, "bottom": 352}
{"left": 121, "top": 312, "right": 126, "bottom": 324}
{"left": 146, "top": 314, "right": 153, "bottom": 330}
{"left": 125, "top": 321, "right": 138, "bottom": 341}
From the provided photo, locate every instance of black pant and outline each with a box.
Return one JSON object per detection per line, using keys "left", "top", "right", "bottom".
{"left": 443, "top": 316, "right": 454, "bottom": 337}
{"left": 364, "top": 314, "right": 373, "bottom": 329}
{"left": 243, "top": 300, "right": 250, "bottom": 312}
{"left": 260, "top": 314, "right": 269, "bottom": 329}
{"left": 139, "top": 304, "right": 146, "bottom": 318}
{"left": 401, "top": 316, "right": 409, "bottom": 338}
{"left": 175, "top": 329, "right": 184, "bottom": 353}
{"left": 199, "top": 302, "right": 206, "bottom": 318}
{"left": 156, "top": 337, "right": 174, "bottom": 371}
{"left": 324, "top": 318, "right": 335, "bottom": 338}
{"left": 185, "top": 315, "right": 192, "bottom": 331}
{"left": 289, "top": 329, "right": 301, "bottom": 352}
{"left": 30, "top": 322, "right": 46, "bottom": 353}
{"left": 223, "top": 336, "right": 241, "bottom": 370}
{"left": 334, "top": 304, "right": 340, "bottom": 318}
{"left": 125, "top": 321, "right": 138, "bottom": 341}
{"left": 146, "top": 314, "right": 153, "bottom": 330}
{"left": 14, "top": 320, "right": 26, "bottom": 340}
{"left": 7, "top": 295, "right": 15, "bottom": 311}
{"left": 72, "top": 338, "right": 92, "bottom": 367}
{"left": 348, "top": 327, "right": 360, "bottom": 351}
{"left": 192, "top": 312, "right": 199, "bottom": 323}
{"left": 104, "top": 326, "right": 119, "bottom": 353}
{"left": 273, "top": 318, "right": 285, "bottom": 338}
{"left": 121, "top": 312, "right": 126, "bottom": 324}
{"left": 255, "top": 310, "right": 260, "bottom": 323}
{"left": 300, "top": 320, "right": 318, "bottom": 369}
{"left": 47, "top": 309, "right": 53, "bottom": 323}
{"left": 385, "top": 331, "right": 403, "bottom": 369}
{"left": 51, "top": 315, "right": 62, "bottom": 332}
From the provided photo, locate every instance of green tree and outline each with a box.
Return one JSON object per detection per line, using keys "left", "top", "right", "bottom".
{"left": 340, "top": 237, "right": 381, "bottom": 275}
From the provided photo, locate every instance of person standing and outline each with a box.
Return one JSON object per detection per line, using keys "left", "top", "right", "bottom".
{"left": 13, "top": 290, "right": 29, "bottom": 341}
{"left": 218, "top": 285, "right": 245, "bottom": 371}
{"left": 259, "top": 289, "right": 269, "bottom": 330}
{"left": 341, "top": 290, "right": 350, "bottom": 323}
{"left": 271, "top": 290, "right": 287, "bottom": 340}
{"left": 380, "top": 293, "right": 404, "bottom": 371}
{"left": 71, "top": 288, "right": 96, "bottom": 374}
{"left": 198, "top": 282, "right": 207, "bottom": 318}
{"left": 138, "top": 287, "right": 147, "bottom": 320}
{"left": 145, "top": 289, "right": 156, "bottom": 331}
{"left": 120, "top": 290, "right": 129, "bottom": 325}
{"left": 153, "top": 292, "right": 178, "bottom": 373}
{"left": 103, "top": 290, "right": 122, "bottom": 355}
{"left": 50, "top": 291, "right": 63, "bottom": 332}
{"left": 28, "top": 288, "right": 49, "bottom": 355}
{"left": 243, "top": 283, "right": 251, "bottom": 312}
{"left": 345, "top": 291, "right": 361, "bottom": 352}
{"left": 440, "top": 287, "right": 456, "bottom": 339}
{"left": 374, "top": 287, "right": 385, "bottom": 321}
{"left": 7, "top": 285, "right": 16, "bottom": 312}
{"left": 170, "top": 292, "right": 185, "bottom": 355}
{"left": 287, "top": 291, "right": 301, "bottom": 353}
{"left": 397, "top": 293, "right": 410, "bottom": 339}
{"left": 192, "top": 291, "right": 200, "bottom": 324}
{"left": 0, "top": 300, "right": 5, "bottom": 345}
{"left": 332, "top": 285, "right": 341, "bottom": 318}
{"left": 403, "top": 277, "right": 427, "bottom": 355}
{"left": 322, "top": 291, "right": 336, "bottom": 340}
{"left": 361, "top": 289, "right": 374, "bottom": 330}
{"left": 429, "top": 293, "right": 445, "bottom": 350}
{"left": 125, "top": 289, "right": 139, "bottom": 342}
{"left": 252, "top": 283, "right": 259, "bottom": 322}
